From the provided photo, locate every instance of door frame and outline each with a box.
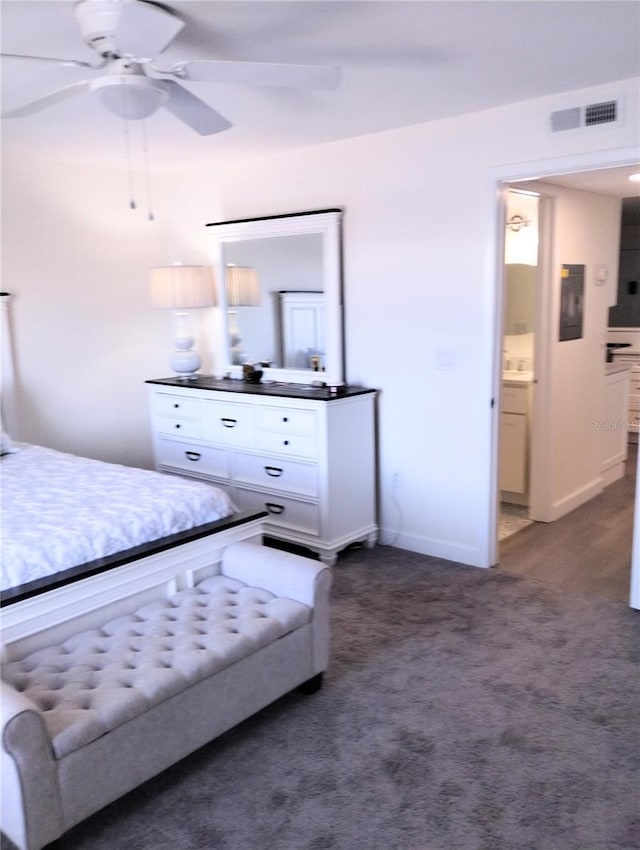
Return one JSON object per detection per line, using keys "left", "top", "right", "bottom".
{"left": 487, "top": 145, "right": 640, "bottom": 608}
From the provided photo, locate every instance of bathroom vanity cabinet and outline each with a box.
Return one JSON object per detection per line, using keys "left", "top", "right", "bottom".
{"left": 146, "top": 377, "right": 378, "bottom": 565}
{"left": 499, "top": 380, "right": 531, "bottom": 498}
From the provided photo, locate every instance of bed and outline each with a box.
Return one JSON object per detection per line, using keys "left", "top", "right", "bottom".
{"left": 0, "top": 293, "right": 266, "bottom": 642}
{"left": 1, "top": 441, "right": 254, "bottom": 601}
{"left": 0, "top": 438, "right": 267, "bottom": 613}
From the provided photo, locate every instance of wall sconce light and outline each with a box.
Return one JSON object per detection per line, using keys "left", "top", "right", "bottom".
{"left": 225, "top": 265, "right": 261, "bottom": 365}
{"left": 150, "top": 264, "right": 216, "bottom": 378}
{"left": 506, "top": 214, "right": 532, "bottom": 233}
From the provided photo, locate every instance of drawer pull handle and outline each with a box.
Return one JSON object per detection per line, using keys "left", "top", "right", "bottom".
{"left": 283, "top": 416, "right": 289, "bottom": 423}
{"left": 265, "top": 502, "right": 285, "bottom": 515}
{"left": 283, "top": 440, "right": 290, "bottom": 446}
{"left": 175, "top": 424, "right": 181, "bottom": 429}
{"left": 173, "top": 403, "right": 180, "bottom": 409}
{"left": 185, "top": 451, "right": 201, "bottom": 462}
{"left": 265, "top": 465, "right": 283, "bottom": 477}
{"left": 221, "top": 418, "right": 237, "bottom": 428}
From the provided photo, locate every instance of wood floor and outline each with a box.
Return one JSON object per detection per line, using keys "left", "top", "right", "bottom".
{"left": 497, "top": 443, "right": 636, "bottom": 604}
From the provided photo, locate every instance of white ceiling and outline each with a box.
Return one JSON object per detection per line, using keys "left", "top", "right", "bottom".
{"left": 1, "top": 0, "right": 639, "bottom": 174}
{"left": 525, "top": 165, "right": 640, "bottom": 200}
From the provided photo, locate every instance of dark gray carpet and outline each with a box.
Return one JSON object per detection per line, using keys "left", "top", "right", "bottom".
{"left": 3, "top": 545, "right": 639, "bottom": 850}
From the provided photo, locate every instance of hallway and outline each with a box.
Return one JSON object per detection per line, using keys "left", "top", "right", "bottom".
{"left": 498, "top": 444, "right": 636, "bottom": 603}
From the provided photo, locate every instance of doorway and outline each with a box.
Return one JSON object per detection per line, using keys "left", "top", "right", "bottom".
{"left": 488, "top": 148, "right": 640, "bottom": 609}
{"left": 498, "top": 189, "right": 539, "bottom": 539}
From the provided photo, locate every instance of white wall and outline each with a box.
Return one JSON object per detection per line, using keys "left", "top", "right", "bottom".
{"left": 517, "top": 181, "right": 622, "bottom": 520}
{"left": 547, "top": 184, "right": 622, "bottom": 517}
{"left": 0, "top": 159, "right": 175, "bottom": 466}
{"left": 2, "top": 76, "right": 638, "bottom": 568}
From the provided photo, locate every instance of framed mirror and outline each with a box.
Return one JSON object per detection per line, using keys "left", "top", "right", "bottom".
{"left": 504, "top": 263, "right": 536, "bottom": 335}
{"left": 207, "top": 209, "right": 344, "bottom": 385}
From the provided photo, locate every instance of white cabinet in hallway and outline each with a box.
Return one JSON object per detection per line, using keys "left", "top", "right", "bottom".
{"left": 611, "top": 352, "right": 640, "bottom": 441}
{"left": 601, "top": 363, "right": 630, "bottom": 485}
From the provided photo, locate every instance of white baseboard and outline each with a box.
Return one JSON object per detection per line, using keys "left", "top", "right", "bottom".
{"left": 379, "top": 527, "right": 489, "bottom": 569}
{"left": 601, "top": 462, "right": 625, "bottom": 488}
{"left": 549, "top": 477, "right": 603, "bottom": 522}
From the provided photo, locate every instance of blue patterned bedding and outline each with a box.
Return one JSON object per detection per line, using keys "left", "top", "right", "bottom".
{"left": 0, "top": 445, "right": 235, "bottom": 592}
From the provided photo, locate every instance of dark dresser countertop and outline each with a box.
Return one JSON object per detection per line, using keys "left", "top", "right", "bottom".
{"left": 146, "top": 376, "right": 377, "bottom": 401}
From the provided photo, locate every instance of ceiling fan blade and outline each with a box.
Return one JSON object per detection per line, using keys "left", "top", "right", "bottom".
{"left": 160, "top": 80, "right": 232, "bottom": 136}
{"left": 169, "top": 59, "right": 341, "bottom": 91}
{"left": 1, "top": 81, "right": 90, "bottom": 118}
{"left": 116, "top": 1, "right": 185, "bottom": 60}
{"left": 0, "top": 52, "right": 104, "bottom": 70}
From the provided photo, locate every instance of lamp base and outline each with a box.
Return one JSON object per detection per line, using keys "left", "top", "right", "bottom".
{"left": 170, "top": 348, "right": 201, "bottom": 379}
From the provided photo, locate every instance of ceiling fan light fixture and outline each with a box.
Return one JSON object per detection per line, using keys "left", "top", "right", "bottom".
{"left": 90, "top": 75, "right": 168, "bottom": 120}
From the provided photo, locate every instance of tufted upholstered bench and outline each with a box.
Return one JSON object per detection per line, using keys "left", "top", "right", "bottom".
{"left": 1, "top": 541, "right": 332, "bottom": 850}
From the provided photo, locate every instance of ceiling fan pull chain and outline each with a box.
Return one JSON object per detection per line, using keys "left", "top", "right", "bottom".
{"left": 141, "top": 119, "right": 155, "bottom": 222}
{"left": 122, "top": 112, "right": 137, "bottom": 211}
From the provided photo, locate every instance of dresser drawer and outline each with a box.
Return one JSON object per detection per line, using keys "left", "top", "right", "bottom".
{"left": 255, "top": 431, "right": 317, "bottom": 459}
{"left": 233, "top": 487, "right": 319, "bottom": 535}
{"left": 153, "top": 393, "right": 201, "bottom": 419}
{"left": 233, "top": 452, "right": 318, "bottom": 497}
{"left": 155, "top": 418, "right": 202, "bottom": 440}
{"left": 155, "top": 438, "right": 229, "bottom": 479}
{"left": 257, "top": 405, "right": 317, "bottom": 437}
{"left": 202, "top": 401, "right": 255, "bottom": 447}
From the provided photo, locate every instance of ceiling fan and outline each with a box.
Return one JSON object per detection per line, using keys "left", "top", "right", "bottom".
{"left": 1, "top": 0, "right": 341, "bottom": 135}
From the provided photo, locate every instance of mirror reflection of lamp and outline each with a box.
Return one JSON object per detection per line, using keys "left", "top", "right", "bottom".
{"left": 150, "top": 264, "right": 216, "bottom": 379}
{"left": 225, "top": 265, "right": 261, "bottom": 364}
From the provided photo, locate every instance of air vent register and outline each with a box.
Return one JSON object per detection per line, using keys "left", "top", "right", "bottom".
{"left": 550, "top": 99, "right": 620, "bottom": 133}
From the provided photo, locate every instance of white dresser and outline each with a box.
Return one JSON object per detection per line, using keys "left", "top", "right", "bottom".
{"left": 146, "top": 377, "right": 378, "bottom": 565}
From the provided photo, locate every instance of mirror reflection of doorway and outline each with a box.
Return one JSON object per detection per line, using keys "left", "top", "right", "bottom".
{"left": 278, "top": 290, "right": 325, "bottom": 369}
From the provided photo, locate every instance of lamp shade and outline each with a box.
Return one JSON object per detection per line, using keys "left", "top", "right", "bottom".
{"left": 225, "top": 266, "right": 261, "bottom": 307}
{"left": 150, "top": 265, "right": 216, "bottom": 310}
